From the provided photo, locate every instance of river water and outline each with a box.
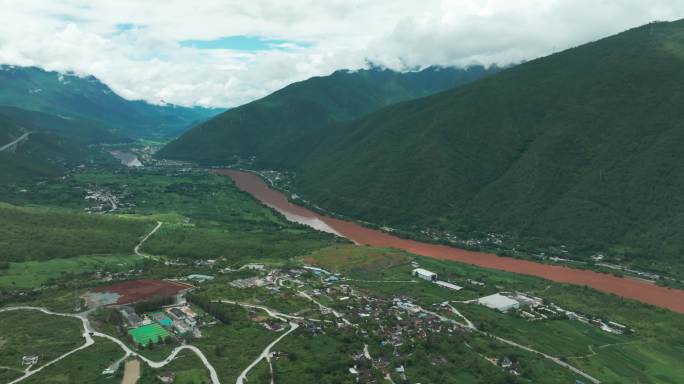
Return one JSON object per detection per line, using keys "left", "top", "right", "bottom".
{"left": 218, "top": 169, "right": 684, "bottom": 314}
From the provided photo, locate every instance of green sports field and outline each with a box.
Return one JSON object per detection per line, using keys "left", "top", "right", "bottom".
{"left": 128, "top": 323, "right": 171, "bottom": 346}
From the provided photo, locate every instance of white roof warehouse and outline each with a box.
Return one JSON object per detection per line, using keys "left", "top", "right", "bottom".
{"left": 412, "top": 268, "right": 437, "bottom": 281}
{"left": 477, "top": 293, "right": 520, "bottom": 312}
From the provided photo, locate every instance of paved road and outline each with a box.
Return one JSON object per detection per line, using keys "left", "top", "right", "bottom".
{"left": 0, "top": 132, "right": 30, "bottom": 152}
{"left": 297, "top": 291, "right": 352, "bottom": 326}
{"left": 0, "top": 306, "right": 220, "bottom": 384}
{"left": 235, "top": 322, "right": 299, "bottom": 384}
{"left": 134, "top": 221, "right": 163, "bottom": 258}
{"left": 211, "top": 300, "right": 306, "bottom": 384}
{"left": 443, "top": 302, "right": 601, "bottom": 384}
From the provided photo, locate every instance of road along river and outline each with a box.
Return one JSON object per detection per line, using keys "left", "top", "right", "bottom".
{"left": 217, "top": 169, "right": 684, "bottom": 314}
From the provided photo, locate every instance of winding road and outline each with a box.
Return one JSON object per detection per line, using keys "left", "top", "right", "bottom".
{"left": 426, "top": 303, "right": 600, "bottom": 384}
{"left": 235, "top": 322, "right": 299, "bottom": 384}
{"left": 210, "top": 300, "right": 307, "bottom": 384}
{"left": 134, "top": 221, "right": 163, "bottom": 259}
{"left": 0, "top": 132, "right": 30, "bottom": 153}
{"left": 0, "top": 306, "right": 219, "bottom": 384}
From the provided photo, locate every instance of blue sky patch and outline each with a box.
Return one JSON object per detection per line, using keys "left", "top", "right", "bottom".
{"left": 116, "top": 23, "right": 136, "bottom": 32}
{"left": 179, "top": 35, "right": 311, "bottom": 51}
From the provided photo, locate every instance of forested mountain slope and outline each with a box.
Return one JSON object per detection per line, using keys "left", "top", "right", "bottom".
{"left": 0, "top": 107, "right": 106, "bottom": 183}
{"left": 295, "top": 20, "right": 684, "bottom": 265}
{"left": 0, "top": 65, "right": 221, "bottom": 139}
{"left": 158, "top": 66, "right": 500, "bottom": 167}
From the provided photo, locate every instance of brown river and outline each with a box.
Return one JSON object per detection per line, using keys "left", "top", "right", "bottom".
{"left": 218, "top": 169, "right": 684, "bottom": 314}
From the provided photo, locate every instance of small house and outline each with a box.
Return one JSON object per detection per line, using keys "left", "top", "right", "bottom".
{"left": 412, "top": 268, "right": 437, "bottom": 281}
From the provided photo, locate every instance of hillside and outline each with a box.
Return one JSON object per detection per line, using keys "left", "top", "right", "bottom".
{"left": 0, "top": 106, "right": 122, "bottom": 144}
{"left": 0, "top": 107, "right": 107, "bottom": 183}
{"left": 158, "top": 66, "right": 500, "bottom": 167}
{"left": 294, "top": 20, "right": 684, "bottom": 268}
{"left": 0, "top": 65, "right": 221, "bottom": 139}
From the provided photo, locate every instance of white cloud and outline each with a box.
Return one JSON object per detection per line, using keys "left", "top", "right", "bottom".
{"left": 0, "top": 0, "right": 682, "bottom": 107}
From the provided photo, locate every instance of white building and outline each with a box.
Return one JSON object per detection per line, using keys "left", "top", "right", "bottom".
{"left": 477, "top": 293, "right": 520, "bottom": 312}
{"left": 412, "top": 268, "right": 437, "bottom": 281}
{"left": 435, "top": 280, "right": 462, "bottom": 291}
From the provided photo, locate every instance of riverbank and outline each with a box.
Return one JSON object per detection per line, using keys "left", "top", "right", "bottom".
{"left": 218, "top": 169, "right": 684, "bottom": 314}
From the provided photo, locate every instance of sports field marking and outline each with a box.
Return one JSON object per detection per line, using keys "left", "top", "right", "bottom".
{"left": 128, "top": 323, "right": 171, "bottom": 346}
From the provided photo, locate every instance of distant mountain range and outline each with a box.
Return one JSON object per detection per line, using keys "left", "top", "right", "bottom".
{"left": 0, "top": 65, "right": 221, "bottom": 139}
{"left": 0, "top": 65, "right": 223, "bottom": 182}
{"left": 158, "top": 65, "right": 501, "bottom": 167}
{"left": 160, "top": 19, "right": 684, "bottom": 268}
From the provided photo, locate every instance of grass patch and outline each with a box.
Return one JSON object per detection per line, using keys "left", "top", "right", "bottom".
{"left": 0, "top": 201, "right": 152, "bottom": 262}
{"left": 0, "top": 254, "right": 143, "bottom": 289}
{"left": 303, "top": 244, "right": 412, "bottom": 278}
{"left": 0, "top": 310, "right": 84, "bottom": 370}
{"left": 22, "top": 338, "right": 124, "bottom": 384}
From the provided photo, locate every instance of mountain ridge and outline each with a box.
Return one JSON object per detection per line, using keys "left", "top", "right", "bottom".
{"left": 0, "top": 65, "right": 222, "bottom": 139}
{"left": 292, "top": 19, "right": 684, "bottom": 270}
{"left": 158, "top": 65, "right": 501, "bottom": 167}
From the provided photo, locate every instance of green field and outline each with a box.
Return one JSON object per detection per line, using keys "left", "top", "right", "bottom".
{"left": 0, "top": 310, "right": 84, "bottom": 370}
{"left": 129, "top": 324, "right": 172, "bottom": 347}
{"left": 139, "top": 350, "right": 211, "bottom": 384}
{"left": 21, "top": 338, "right": 124, "bottom": 384}
{"left": 0, "top": 254, "right": 143, "bottom": 289}
{"left": 0, "top": 201, "right": 153, "bottom": 262}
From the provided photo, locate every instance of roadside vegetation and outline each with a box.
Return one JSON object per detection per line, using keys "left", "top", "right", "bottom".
{"left": 0, "top": 310, "right": 84, "bottom": 371}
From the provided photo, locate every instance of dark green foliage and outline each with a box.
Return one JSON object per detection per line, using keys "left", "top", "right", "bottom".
{"left": 0, "top": 106, "right": 122, "bottom": 144}
{"left": 0, "top": 202, "right": 152, "bottom": 262}
{"left": 159, "top": 65, "right": 499, "bottom": 168}
{"left": 0, "top": 65, "right": 221, "bottom": 139}
{"left": 0, "top": 107, "right": 119, "bottom": 183}
{"left": 0, "top": 310, "right": 84, "bottom": 370}
{"left": 293, "top": 20, "right": 684, "bottom": 267}
{"left": 188, "top": 293, "right": 234, "bottom": 324}
{"left": 133, "top": 295, "right": 175, "bottom": 313}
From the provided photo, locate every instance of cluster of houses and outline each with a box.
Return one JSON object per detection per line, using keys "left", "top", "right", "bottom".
{"left": 121, "top": 304, "right": 200, "bottom": 338}
{"left": 84, "top": 188, "right": 124, "bottom": 213}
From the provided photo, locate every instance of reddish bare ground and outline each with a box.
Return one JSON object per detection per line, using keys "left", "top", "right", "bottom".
{"left": 93, "top": 279, "right": 193, "bottom": 305}
{"left": 218, "top": 169, "right": 684, "bottom": 314}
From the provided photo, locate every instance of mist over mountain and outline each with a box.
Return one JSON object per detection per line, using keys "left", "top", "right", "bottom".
{"left": 0, "top": 65, "right": 222, "bottom": 139}
{"left": 293, "top": 20, "right": 684, "bottom": 268}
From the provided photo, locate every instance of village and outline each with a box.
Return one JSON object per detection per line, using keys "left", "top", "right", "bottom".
{"left": 69, "top": 256, "right": 633, "bottom": 383}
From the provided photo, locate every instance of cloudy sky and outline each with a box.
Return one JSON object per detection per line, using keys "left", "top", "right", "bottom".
{"left": 1, "top": 0, "right": 683, "bottom": 108}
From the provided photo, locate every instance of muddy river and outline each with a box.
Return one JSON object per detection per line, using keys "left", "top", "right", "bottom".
{"left": 218, "top": 169, "right": 684, "bottom": 314}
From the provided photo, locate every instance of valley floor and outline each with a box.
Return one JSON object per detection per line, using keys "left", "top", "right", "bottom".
{"left": 1, "top": 146, "right": 683, "bottom": 384}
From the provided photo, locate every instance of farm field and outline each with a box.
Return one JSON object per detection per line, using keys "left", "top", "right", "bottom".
{"left": 92, "top": 279, "right": 193, "bottom": 305}
{"left": 0, "top": 254, "right": 143, "bottom": 289}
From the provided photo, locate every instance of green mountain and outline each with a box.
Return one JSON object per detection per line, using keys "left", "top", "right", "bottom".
{"left": 294, "top": 20, "right": 684, "bottom": 267}
{"left": 0, "top": 106, "right": 122, "bottom": 144}
{"left": 0, "top": 107, "right": 105, "bottom": 183}
{"left": 0, "top": 65, "right": 221, "bottom": 139}
{"left": 158, "top": 65, "right": 500, "bottom": 167}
